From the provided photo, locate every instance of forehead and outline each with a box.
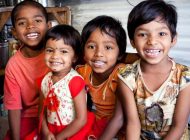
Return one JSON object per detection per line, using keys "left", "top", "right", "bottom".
{"left": 15, "top": 5, "right": 45, "bottom": 20}
{"left": 136, "top": 19, "right": 169, "bottom": 31}
{"left": 88, "top": 28, "right": 116, "bottom": 42}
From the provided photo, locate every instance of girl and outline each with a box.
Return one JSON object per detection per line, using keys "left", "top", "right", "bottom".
{"left": 76, "top": 15, "right": 127, "bottom": 139}
{"left": 118, "top": 0, "right": 190, "bottom": 139}
{"left": 40, "top": 24, "right": 94, "bottom": 140}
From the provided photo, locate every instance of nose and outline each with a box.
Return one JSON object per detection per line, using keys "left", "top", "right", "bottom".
{"left": 147, "top": 35, "right": 158, "bottom": 45}
{"left": 51, "top": 51, "right": 59, "bottom": 59}
{"left": 26, "top": 21, "right": 35, "bottom": 29}
{"left": 94, "top": 47, "right": 103, "bottom": 57}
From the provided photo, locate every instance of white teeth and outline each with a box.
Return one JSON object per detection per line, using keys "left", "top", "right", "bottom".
{"left": 145, "top": 49, "right": 161, "bottom": 56}
{"left": 26, "top": 33, "right": 38, "bottom": 39}
{"left": 51, "top": 62, "right": 61, "bottom": 65}
{"left": 94, "top": 61, "right": 105, "bottom": 66}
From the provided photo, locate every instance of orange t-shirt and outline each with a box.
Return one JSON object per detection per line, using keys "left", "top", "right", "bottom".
{"left": 76, "top": 63, "right": 125, "bottom": 120}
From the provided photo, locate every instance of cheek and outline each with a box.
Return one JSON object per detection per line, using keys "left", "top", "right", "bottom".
{"left": 44, "top": 55, "right": 50, "bottom": 62}
{"left": 83, "top": 50, "right": 91, "bottom": 61}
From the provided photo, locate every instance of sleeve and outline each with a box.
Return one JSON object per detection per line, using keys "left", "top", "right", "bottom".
{"left": 179, "top": 65, "right": 190, "bottom": 91}
{"left": 3, "top": 68, "right": 22, "bottom": 110}
{"left": 36, "top": 75, "right": 45, "bottom": 92}
{"left": 69, "top": 76, "right": 86, "bottom": 98}
{"left": 75, "top": 65, "right": 84, "bottom": 76}
{"left": 118, "top": 64, "right": 137, "bottom": 92}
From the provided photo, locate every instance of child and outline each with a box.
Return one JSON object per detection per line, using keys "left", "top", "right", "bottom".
{"left": 76, "top": 15, "right": 127, "bottom": 139}
{"left": 40, "top": 24, "right": 94, "bottom": 140}
{"left": 3, "top": 0, "right": 50, "bottom": 139}
{"left": 118, "top": 0, "right": 190, "bottom": 139}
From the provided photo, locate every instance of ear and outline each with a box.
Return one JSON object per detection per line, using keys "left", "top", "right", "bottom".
{"left": 171, "top": 34, "right": 177, "bottom": 47}
{"left": 117, "top": 54, "right": 123, "bottom": 61}
{"left": 130, "top": 40, "right": 136, "bottom": 49}
{"left": 72, "top": 56, "right": 78, "bottom": 64}
{"left": 47, "top": 21, "right": 52, "bottom": 29}
{"left": 11, "top": 27, "right": 18, "bottom": 40}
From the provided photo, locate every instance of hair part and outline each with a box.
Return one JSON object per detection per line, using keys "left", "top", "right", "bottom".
{"left": 81, "top": 15, "right": 127, "bottom": 60}
{"left": 127, "top": 0, "right": 177, "bottom": 41}
{"left": 11, "top": 0, "right": 48, "bottom": 27}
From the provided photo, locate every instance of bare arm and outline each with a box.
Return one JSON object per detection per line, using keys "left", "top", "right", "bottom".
{"left": 164, "top": 85, "right": 190, "bottom": 140}
{"left": 39, "top": 92, "right": 56, "bottom": 140}
{"left": 56, "top": 88, "right": 87, "bottom": 140}
{"left": 8, "top": 110, "right": 21, "bottom": 140}
{"left": 99, "top": 96, "right": 124, "bottom": 140}
{"left": 118, "top": 79, "right": 141, "bottom": 140}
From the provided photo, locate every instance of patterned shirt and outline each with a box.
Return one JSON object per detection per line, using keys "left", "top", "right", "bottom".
{"left": 41, "top": 68, "right": 85, "bottom": 126}
{"left": 118, "top": 59, "right": 190, "bottom": 140}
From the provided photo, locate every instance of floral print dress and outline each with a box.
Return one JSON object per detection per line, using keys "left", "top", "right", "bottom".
{"left": 118, "top": 59, "right": 190, "bottom": 140}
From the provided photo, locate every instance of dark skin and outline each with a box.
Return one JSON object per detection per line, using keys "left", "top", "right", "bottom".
{"left": 8, "top": 5, "right": 50, "bottom": 140}
{"left": 99, "top": 96, "right": 124, "bottom": 140}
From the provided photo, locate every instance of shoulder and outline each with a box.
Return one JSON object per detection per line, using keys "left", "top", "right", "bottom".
{"left": 69, "top": 71, "right": 86, "bottom": 98}
{"left": 75, "top": 64, "right": 91, "bottom": 77}
{"left": 175, "top": 63, "right": 190, "bottom": 87}
{"left": 4, "top": 51, "right": 22, "bottom": 76}
{"left": 117, "top": 60, "right": 140, "bottom": 91}
{"left": 75, "top": 64, "right": 90, "bottom": 71}
{"left": 118, "top": 60, "right": 139, "bottom": 78}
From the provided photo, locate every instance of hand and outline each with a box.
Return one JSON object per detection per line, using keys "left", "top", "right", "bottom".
{"left": 44, "top": 131, "right": 56, "bottom": 140}
{"left": 88, "top": 135, "right": 97, "bottom": 140}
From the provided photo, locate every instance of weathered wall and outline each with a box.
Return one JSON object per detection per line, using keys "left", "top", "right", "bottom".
{"left": 52, "top": 0, "right": 190, "bottom": 66}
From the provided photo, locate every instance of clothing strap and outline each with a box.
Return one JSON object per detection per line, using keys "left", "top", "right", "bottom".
{"left": 38, "top": 89, "right": 63, "bottom": 133}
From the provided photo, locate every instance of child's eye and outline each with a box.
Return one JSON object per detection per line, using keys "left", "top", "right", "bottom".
{"left": 105, "top": 45, "right": 113, "bottom": 50}
{"left": 17, "top": 21, "right": 26, "bottom": 27}
{"left": 138, "top": 33, "right": 147, "bottom": 37}
{"left": 159, "top": 32, "right": 167, "bottom": 36}
{"left": 86, "top": 44, "right": 95, "bottom": 49}
{"left": 60, "top": 50, "right": 68, "bottom": 53}
{"left": 45, "top": 48, "right": 53, "bottom": 53}
{"left": 35, "top": 19, "right": 42, "bottom": 23}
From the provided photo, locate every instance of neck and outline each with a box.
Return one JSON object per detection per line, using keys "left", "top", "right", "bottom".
{"left": 21, "top": 46, "right": 43, "bottom": 58}
{"left": 140, "top": 58, "right": 173, "bottom": 74}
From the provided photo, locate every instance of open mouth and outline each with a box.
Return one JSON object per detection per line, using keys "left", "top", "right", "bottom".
{"left": 26, "top": 32, "right": 39, "bottom": 39}
{"left": 144, "top": 49, "right": 161, "bottom": 56}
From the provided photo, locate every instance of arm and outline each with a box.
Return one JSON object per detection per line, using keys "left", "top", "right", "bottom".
{"left": 118, "top": 79, "right": 141, "bottom": 140}
{"left": 99, "top": 96, "right": 124, "bottom": 140}
{"left": 164, "top": 85, "right": 190, "bottom": 140}
{"left": 4, "top": 65, "right": 22, "bottom": 140}
{"left": 8, "top": 110, "right": 21, "bottom": 140}
{"left": 56, "top": 88, "right": 87, "bottom": 140}
{"left": 39, "top": 92, "right": 56, "bottom": 140}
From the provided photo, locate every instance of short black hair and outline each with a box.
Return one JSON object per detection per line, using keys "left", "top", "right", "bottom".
{"left": 11, "top": 0, "right": 48, "bottom": 27}
{"left": 127, "top": 0, "right": 177, "bottom": 41}
{"left": 81, "top": 15, "right": 127, "bottom": 60}
{"left": 44, "top": 24, "right": 81, "bottom": 59}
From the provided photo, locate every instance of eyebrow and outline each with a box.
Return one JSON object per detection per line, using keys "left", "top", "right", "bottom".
{"left": 16, "top": 15, "right": 44, "bottom": 21}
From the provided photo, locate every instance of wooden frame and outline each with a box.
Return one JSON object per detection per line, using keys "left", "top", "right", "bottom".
{"left": 0, "top": 6, "right": 71, "bottom": 31}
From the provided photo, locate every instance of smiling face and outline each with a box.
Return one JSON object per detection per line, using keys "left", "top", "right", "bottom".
{"left": 12, "top": 5, "right": 49, "bottom": 50}
{"left": 131, "top": 18, "right": 177, "bottom": 65}
{"left": 45, "top": 39, "right": 76, "bottom": 76}
{"left": 84, "top": 28, "right": 120, "bottom": 75}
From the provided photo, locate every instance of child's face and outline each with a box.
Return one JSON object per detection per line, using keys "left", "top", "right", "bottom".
{"left": 12, "top": 6, "right": 49, "bottom": 49}
{"left": 131, "top": 19, "right": 177, "bottom": 65}
{"left": 45, "top": 39, "right": 76, "bottom": 75}
{"left": 84, "top": 28, "right": 119, "bottom": 75}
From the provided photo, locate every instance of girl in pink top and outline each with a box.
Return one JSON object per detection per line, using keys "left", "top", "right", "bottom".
{"left": 3, "top": 1, "right": 51, "bottom": 140}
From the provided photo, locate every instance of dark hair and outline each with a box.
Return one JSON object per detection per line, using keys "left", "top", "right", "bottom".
{"left": 11, "top": 0, "right": 48, "bottom": 27}
{"left": 127, "top": 0, "right": 177, "bottom": 41}
{"left": 81, "top": 15, "right": 127, "bottom": 60}
{"left": 44, "top": 24, "right": 81, "bottom": 59}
